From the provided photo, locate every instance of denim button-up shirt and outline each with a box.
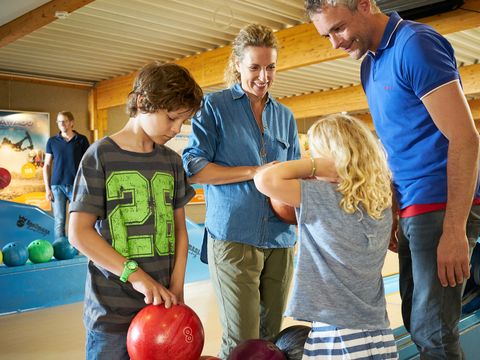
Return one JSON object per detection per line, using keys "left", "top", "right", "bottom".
{"left": 182, "top": 84, "right": 301, "bottom": 248}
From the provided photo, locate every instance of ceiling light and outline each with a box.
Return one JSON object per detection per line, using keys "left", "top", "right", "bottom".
{"left": 54, "top": 11, "right": 70, "bottom": 19}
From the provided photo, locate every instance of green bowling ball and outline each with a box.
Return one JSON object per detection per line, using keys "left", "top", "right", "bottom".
{"left": 27, "top": 239, "right": 54, "bottom": 263}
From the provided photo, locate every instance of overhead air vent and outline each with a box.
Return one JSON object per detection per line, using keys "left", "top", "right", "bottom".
{"left": 377, "top": 0, "right": 465, "bottom": 20}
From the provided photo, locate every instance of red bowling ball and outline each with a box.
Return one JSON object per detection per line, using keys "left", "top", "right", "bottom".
{"left": 127, "top": 303, "right": 204, "bottom": 360}
{"left": 0, "top": 167, "right": 11, "bottom": 189}
{"left": 269, "top": 198, "right": 297, "bottom": 225}
{"left": 228, "top": 339, "right": 287, "bottom": 360}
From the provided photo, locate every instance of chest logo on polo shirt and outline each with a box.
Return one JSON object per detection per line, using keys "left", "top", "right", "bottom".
{"left": 106, "top": 171, "right": 174, "bottom": 258}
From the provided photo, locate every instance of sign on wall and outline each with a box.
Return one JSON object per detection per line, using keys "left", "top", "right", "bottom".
{"left": 0, "top": 110, "right": 50, "bottom": 210}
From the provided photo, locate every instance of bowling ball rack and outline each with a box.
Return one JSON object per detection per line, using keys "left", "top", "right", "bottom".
{"left": 0, "top": 199, "right": 210, "bottom": 315}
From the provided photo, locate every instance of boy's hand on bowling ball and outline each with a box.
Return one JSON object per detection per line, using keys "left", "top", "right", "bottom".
{"left": 130, "top": 269, "right": 178, "bottom": 307}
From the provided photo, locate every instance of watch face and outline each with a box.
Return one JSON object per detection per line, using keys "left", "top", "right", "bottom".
{"left": 126, "top": 261, "right": 137, "bottom": 270}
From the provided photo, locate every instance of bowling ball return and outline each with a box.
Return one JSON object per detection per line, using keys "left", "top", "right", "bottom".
{"left": 0, "top": 199, "right": 87, "bottom": 315}
{"left": 0, "top": 199, "right": 209, "bottom": 315}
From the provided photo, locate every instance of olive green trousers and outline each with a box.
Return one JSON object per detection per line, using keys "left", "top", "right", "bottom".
{"left": 207, "top": 236, "right": 294, "bottom": 359}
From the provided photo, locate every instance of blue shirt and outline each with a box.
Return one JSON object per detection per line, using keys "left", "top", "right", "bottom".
{"left": 46, "top": 131, "right": 90, "bottom": 185}
{"left": 182, "top": 84, "right": 301, "bottom": 248}
{"left": 361, "top": 12, "right": 480, "bottom": 208}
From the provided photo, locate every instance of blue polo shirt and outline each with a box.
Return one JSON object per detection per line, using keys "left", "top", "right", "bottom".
{"left": 182, "top": 84, "right": 301, "bottom": 248}
{"left": 361, "top": 12, "right": 480, "bottom": 209}
{"left": 46, "top": 131, "right": 90, "bottom": 185}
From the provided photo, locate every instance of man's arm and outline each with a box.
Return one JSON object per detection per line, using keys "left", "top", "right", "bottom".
{"left": 43, "top": 153, "right": 54, "bottom": 202}
{"left": 422, "top": 80, "right": 479, "bottom": 287}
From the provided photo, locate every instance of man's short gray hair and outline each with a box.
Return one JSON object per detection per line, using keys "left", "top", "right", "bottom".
{"left": 304, "top": 0, "right": 380, "bottom": 17}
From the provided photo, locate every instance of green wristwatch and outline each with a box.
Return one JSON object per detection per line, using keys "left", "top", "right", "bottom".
{"left": 120, "top": 260, "right": 138, "bottom": 283}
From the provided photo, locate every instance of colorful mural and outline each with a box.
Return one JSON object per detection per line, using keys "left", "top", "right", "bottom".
{"left": 0, "top": 110, "right": 50, "bottom": 210}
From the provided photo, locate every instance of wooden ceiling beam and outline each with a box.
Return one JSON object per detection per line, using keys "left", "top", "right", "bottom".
{"left": 95, "top": 0, "right": 480, "bottom": 109}
{"left": 279, "top": 63, "right": 480, "bottom": 119}
{"left": 423, "top": 0, "right": 480, "bottom": 35}
{"left": 0, "top": 0, "right": 95, "bottom": 48}
{"left": 95, "top": 72, "right": 136, "bottom": 112}
{"left": 0, "top": 72, "right": 94, "bottom": 89}
{"left": 296, "top": 99, "right": 480, "bottom": 134}
{"left": 470, "top": 99, "right": 480, "bottom": 121}
{"left": 280, "top": 85, "right": 367, "bottom": 119}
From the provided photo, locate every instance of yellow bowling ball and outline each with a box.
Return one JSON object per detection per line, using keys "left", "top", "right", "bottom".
{"left": 21, "top": 162, "right": 36, "bottom": 179}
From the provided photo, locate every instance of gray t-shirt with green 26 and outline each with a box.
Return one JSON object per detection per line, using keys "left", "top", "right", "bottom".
{"left": 70, "top": 137, "right": 194, "bottom": 332}
{"left": 286, "top": 180, "right": 392, "bottom": 330}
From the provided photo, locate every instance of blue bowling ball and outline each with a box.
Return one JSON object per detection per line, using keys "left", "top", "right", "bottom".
{"left": 2, "top": 241, "right": 29, "bottom": 267}
{"left": 53, "top": 237, "right": 78, "bottom": 260}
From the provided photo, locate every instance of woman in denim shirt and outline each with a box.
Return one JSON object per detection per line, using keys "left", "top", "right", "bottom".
{"left": 182, "top": 24, "right": 301, "bottom": 359}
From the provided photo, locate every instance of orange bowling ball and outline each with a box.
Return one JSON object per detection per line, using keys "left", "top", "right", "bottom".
{"left": 269, "top": 198, "right": 297, "bottom": 225}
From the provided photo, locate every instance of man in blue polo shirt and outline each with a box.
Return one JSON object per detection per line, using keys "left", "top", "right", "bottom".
{"left": 305, "top": 0, "right": 480, "bottom": 358}
{"left": 43, "top": 111, "right": 89, "bottom": 240}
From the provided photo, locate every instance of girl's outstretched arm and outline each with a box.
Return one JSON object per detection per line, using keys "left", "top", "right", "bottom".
{"left": 254, "top": 158, "right": 336, "bottom": 208}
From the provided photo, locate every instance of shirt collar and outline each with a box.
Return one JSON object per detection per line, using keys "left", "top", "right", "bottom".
{"left": 56, "top": 130, "right": 78, "bottom": 139}
{"left": 370, "top": 11, "right": 403, "bottom": 55}
{"left": 230, "top": 83, "right": 274, "bottom": 105}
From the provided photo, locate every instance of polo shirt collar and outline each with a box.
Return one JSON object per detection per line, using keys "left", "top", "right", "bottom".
{"left": 230, "top": 83, "right": 274, "bottom": 105}
{"left": 372, "top": 11, "right": 403, "bottom": 54}
{"left": 56, "top": 130, "right": 78, "bottom": 139}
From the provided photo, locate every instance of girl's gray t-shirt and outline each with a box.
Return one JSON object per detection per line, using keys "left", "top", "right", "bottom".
{"left": 286, "top": 180, "right": 392, "bottom": 329}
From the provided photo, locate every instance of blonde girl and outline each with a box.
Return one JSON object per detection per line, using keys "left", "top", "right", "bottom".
{"left": 254, "top": 114, "right": 398, "bottom": 359}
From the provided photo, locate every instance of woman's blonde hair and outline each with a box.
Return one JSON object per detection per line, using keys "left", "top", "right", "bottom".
{"left": 308, "top": 114, "right": 391, "bottom": 219}
{"left": 224, "top": 24, "right": 278, "bottom": 87}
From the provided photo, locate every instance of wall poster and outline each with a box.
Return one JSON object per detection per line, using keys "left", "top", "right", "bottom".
{"left": 0, "top": 110, "right": 50, "bottom": 210}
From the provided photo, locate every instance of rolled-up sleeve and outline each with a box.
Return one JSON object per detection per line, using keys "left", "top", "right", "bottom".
{"left": 182, "top": 96, "right": 219, "bottom": 177}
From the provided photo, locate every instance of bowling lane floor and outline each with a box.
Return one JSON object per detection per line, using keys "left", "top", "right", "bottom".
{"left": 0, "top": 252, "right": 401, "bottom": 360}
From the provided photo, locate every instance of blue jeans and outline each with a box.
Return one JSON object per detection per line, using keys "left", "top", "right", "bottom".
{"left": 85, "top": 328, "right": 129, "bottom": 360}
{"left": 398, "top": 206, "right": 480, "bottom": 359}
{"left": 51, "top": 184, "right": 73, "bottom": 239}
